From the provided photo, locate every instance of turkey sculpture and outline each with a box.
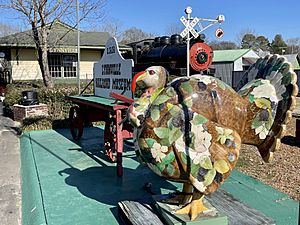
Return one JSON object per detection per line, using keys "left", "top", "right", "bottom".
{"left": 128, "top": 55, "right": 298, "bottom": 220}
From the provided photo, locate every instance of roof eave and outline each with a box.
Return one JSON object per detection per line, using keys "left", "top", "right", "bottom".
{"left": 0, "top": 44, "right": 36, "bottom": 48}
{"left": 0, "top": 44, "right": 132, "bottom": 51}
{"left": 212, "top": 60, "right": 234, "bottom": 63}
{"left": 232, "top": 49, "right": 251, "bottom": 61}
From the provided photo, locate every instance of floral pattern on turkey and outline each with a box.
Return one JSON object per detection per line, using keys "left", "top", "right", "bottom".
{"left": 215, "top": 126, "right": 234, "bottom": 145}
{"left": 190, "top": 75, "right": 236, "bottom": 93}
{"left": 139, "top": 137, "right": 176, "bottom": 175}
{"left": 251, "top": 98, "right": 274, "bottom": 139}
{"left": 190, "top": 155, "right": 231, "bottom": 192}
{"left": 150, "top": 142, "right": 168, "bottom": 163}
{"left": 248, "top": 70, "right": 290, "bottom": 140}
{"left": 175, "top": 123, "right": 212, "bottom": 165}
{"left": 250, "top": 79, "right": 285, "bottom": 103}
{"left": 239, "top": 68, "right": 290, "bottom": 140}
{"left": 129, "top": 97, "right": 151, "bottom": 127}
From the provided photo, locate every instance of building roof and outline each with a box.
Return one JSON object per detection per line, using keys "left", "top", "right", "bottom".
{"left": 213, "top": 49, "right": 252, "bottom": 62}
{"left": 0, "top": 21, "right": 131, "bottom": 50}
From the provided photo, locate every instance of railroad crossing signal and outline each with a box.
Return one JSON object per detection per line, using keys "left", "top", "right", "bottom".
{"left": 180, "top": 6, "right": 224, "bottom": 77}
{"left": 180, "top": 16, "right": 199, "bottom": 39}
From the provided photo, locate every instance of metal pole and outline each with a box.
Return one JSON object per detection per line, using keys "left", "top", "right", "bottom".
{"left": 185, "top": 7, "right": 191, "bottom": 77}
{"left": 76, "top": 0, "right": 81, "bottom": 94}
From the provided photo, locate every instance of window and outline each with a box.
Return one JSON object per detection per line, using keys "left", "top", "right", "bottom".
{"left": 48, "top": 54, "right": 77, "bottom": 78}
{"left": 49, "top": 54, "right": 62, "bottom": 77}
{"left": 63, "top": 55, "right": 77, "bottom": 77}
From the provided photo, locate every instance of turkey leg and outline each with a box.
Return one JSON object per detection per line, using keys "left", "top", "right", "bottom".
{"left": 175, "top": 191, "right": 207, "bottom": 221}
{"left": 162, "top": 183, "right": 193, "bottom": 205}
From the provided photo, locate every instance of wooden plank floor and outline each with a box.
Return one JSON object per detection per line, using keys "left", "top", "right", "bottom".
{"left": 119, "top": 189, "right": 275, "bottom": 225}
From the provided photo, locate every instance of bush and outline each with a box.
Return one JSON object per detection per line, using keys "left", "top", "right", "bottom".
{"left": 3, "top": 81, "right": 93, "bottom": 131}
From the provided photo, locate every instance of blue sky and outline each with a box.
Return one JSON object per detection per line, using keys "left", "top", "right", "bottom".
{"left": 1, "top": 0, "right": 299, "bottom": 43}
{"left": 103, "top": 0, "right": 300, "bottom": 43}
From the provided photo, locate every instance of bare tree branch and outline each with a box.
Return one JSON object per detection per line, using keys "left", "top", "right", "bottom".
{"left": 120, "top": 27, "right": 155, "bottom": 44}
{"left": 96, "top": 18, "right": 123, "bottom": 40}
{"left": 165, "top": 23, "right": 184, "bottom": 36}
{"left": 0, "top": 22, "right": 22, "bottom": 37}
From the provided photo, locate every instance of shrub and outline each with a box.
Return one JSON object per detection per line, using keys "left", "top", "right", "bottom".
{"left": 3, "top": 81, "right": 93, "bottom": 131}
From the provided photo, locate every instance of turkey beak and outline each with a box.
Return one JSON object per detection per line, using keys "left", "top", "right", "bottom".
{"left": 132, "top": 71, "right": 146, "bottom": 93}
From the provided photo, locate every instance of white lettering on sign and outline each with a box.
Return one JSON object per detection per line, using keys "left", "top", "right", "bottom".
{"left": 93, "top": 37, "right": 134, "bottom": 99}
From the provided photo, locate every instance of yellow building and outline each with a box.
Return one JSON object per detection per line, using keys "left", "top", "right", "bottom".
{"left": 0, "top": 21, "right": 131, "bottom": 82}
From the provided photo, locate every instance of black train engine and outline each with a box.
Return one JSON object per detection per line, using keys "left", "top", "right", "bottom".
{"left": 127, "top": 34, "right": 215, "bottom": 76}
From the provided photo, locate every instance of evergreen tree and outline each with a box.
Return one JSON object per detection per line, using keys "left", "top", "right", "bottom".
{"left": 271, "top": 34, "right": 287, "bottom": 54}
{"left": 255, "top": 36, "right": 270, "bottom": 51}
{"left": 241, "top": 34, "right": 256, "bottom": 49}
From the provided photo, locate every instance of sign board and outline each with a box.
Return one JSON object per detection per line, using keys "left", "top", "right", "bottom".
{"left": 49, "top": 47, "right": 77, "bottom": 53}
{"left": 93, "top": 37, "right": 134, "bottom": 99}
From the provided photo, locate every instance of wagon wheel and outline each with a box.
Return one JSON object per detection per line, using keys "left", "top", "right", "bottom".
{"left": 104, "top": 114, "right": 117, "bottom": 162}
{"left": 69, "top": 106, "right": 84, "bottom": 140}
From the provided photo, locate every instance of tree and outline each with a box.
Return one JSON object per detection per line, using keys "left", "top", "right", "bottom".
{"left": 208, "top": 41, "right": 238, "bottom": 50}
{"left": 0, "top": 22, "right": 22, "bottom": 37}
{"left": 241, "top": 33, "right": 256, "bottom": 49}
{"left": 120, "top": 27, "right": 155, "bottom": 44}
{"left": 235, "top": 29, "right": 257, "bottom": 47}
{"left": 94, "top": 18, "right": 123, "bottom": 41}
{"left": 1, "top": 0, "right": 106, "bottom": 88}
{"left": 271, "top": 34, "right": 287, "bottom": 54}
{"left": 255, "top": 35, "right": 270, "bottom": 51}
{"left": 240, "top": 33, "right": 270, "bottom": 51}
{"left": 165, "top": 23, "right": 184, "bottom": 36}
{"left": 285, "top": 38, "right": 300, "bottom": 54}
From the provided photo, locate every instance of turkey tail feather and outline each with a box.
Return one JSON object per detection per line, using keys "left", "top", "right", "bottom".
{"left": 238, "top": 55, "right": 298, "bottom": 162}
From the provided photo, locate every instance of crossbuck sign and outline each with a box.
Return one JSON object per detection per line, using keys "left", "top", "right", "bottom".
{"left": 180, "top": 16, "right": 199, "bottom": 39}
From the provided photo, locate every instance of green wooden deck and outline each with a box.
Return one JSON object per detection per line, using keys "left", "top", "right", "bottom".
{"left": 20, "top": 127, "right": 299, "bottom": 225}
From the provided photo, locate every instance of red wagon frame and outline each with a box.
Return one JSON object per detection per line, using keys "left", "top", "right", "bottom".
{"left": 67, "top": 93, "right": 134, "bottom": 177}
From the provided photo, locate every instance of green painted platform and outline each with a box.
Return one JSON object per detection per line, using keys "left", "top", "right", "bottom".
{"left": 20, "top": 127, "right": 299, "bottom": 225}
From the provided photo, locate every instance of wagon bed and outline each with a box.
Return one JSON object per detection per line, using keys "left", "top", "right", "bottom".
{"left": 67, "top": 94, "right": 134, "bottom": 177}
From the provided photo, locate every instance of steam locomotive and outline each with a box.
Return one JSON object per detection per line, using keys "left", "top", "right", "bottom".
{"left": 126, "top": 34, "right": 215, "bottom": 76}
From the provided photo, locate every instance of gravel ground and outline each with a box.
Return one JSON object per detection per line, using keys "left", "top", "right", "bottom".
{"left": 236, "top": 117, "right": 300, "bottom": 201}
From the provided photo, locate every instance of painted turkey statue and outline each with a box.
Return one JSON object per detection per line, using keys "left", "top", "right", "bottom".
{"left": 128, "top": 55, "right": 298, "bottom": 220}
